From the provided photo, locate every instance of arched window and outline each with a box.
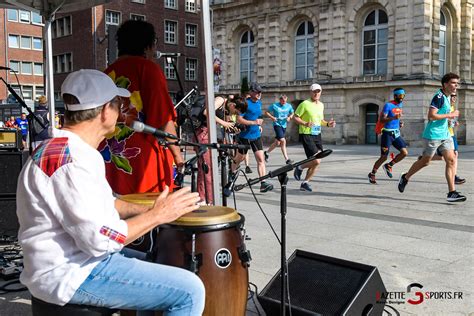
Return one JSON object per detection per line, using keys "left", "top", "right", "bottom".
{"left": 295, "top": 21, "right": 314, "bottom": 80}
{"left": 439, "top": 11, "right": 447, "bottom": 75}
{"left": 362, "top": 9, "right": 388, "bottom": 75}
{"left": 240, "top": 30, "right": 255, "bottom": 82}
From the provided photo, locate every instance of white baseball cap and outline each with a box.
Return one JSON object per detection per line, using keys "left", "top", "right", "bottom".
{"left": 310, "top": 83, "right": 322, "bottom": 91}
{"left": 61, "top": 69, "right": 130, "bottom": 111}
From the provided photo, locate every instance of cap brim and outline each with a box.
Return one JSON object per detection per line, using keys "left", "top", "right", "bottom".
{"left": 117, "top": 87, "right": 131, "bottom": 98}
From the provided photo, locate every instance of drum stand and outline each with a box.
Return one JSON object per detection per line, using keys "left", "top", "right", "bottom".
{"left": 234, "top": 149, "right": 332, "bottom": 316}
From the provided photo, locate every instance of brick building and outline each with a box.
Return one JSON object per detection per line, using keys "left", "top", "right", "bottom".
{"left": 211, "top": 0, "right": 474, "bottom": 146}
{"left": 1, "top": 0, "right": 204, "bottom": 108}
{"left": 0, "top": 8, "right": 45, "bottom": 104}
{"left": 52, "top": 0, "right": 204, "bottom": 104}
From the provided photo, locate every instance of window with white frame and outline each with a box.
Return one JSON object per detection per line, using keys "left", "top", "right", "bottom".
{"left": 32, "top": 12, "right": 43, "bottom": 24}
{"left": 185, "top": 58, "right": 198, "bottom": 81}
{"left": 8, "top": 35, "right": 19, "bottom": 48}
{"left": 52, "top": 16, "right": 72, "bottom": 38}
{"left": 439, "top": 11, "right": 447, "bottom": 75}
{"left": 295, "top": 21, "right": 314, "bottom": 80}
{"left": 9, "top": 61, "right": 20, "bottom": 73}
{"left": 20, "top": 36, "right": 32, "bottom": 49}
{"left": 35, "top": 87, "right": 45, "bottom": 99}
{"left": 34, "top": 63, "right": 44, "bottom": 76}
{"left": 185, "top": 0, "right": 196, "bottom": 12}
{"left": 22, "top": 86, "right": 33, "bottom": 100}
{"left": 240, "top": 30, "right": 255, "bottom": 83}
{"left": 165, "top": 0, "right": 177, "bottom": 9}
{"left": 164, "top": 62, "right": 176, "bottom": 79}
{"left": 7, "top": 9, "right": 18, "bottom": 22}
{"left": 165, "top": 20, "right": 178, "bottom": 44}
{"left": 21, "top": 62, "right": 33, "bottom": 75}
{"left": 362, "top": 9, "right": 388, "bottom": 75}
{"left": 131, "top": 0, "right": 146, "bottom": 3}
{"left": 19, "top": 10, "right": 30, "bottom": 23}
{"left": 33, "top": 37, "right": 43, "bottom": 50}
{"left": 106, "top": 10, "right": 121, "bottom": 33}
{"left": 185, "top": 24, "right": 197, "bottom": 46}
{"left": 53, "top": 53, "right": 73, "bottom": 74}
{"left": 130, "top": 14, "right": 146, "bottom": 21}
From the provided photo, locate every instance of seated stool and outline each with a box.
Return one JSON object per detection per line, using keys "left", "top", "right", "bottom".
{"left": 31, "top": 296, "right": 117, "bottom": 316}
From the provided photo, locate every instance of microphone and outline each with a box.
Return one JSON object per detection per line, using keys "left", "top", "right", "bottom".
{"left": 155, "top": 51, "right": 183, "bottom": 59}
{"left": 130, "top": 121, "right": 178, "bottom": 140}
{"left": 211, "top": 143, "right": 250, "bottom": 151}
{"left": 223, "top": 171, "right": 240, "bottom": 197}
{"left": 314, "top": 149, "right": 333, "bottom": 159}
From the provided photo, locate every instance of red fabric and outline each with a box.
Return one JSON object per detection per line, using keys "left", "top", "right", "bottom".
{"left": 102, "top": 56, "right": 176, "bottom": 195}
{"left": 32, "top": 137, "right": 72, "bottom": 177}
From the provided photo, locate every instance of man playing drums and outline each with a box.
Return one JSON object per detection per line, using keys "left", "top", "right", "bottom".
{"left": 16, "top": 69, "right": 205, "bottom": 314}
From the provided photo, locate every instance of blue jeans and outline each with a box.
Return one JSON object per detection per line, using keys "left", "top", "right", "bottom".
{"left": 69, "top": 249, "right": 205, "bottom": 315}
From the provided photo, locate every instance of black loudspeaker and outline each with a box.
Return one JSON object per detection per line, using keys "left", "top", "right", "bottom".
{"left": 0, "top": 151, "right": 25, "bottom": 196}
{"left": 258, "top": 250, "right": 386, "bottom": 316}
{"left": 0, "top": 196, "right": 19, "bottom": 237}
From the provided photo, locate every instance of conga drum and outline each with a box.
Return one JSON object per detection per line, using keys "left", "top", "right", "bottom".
{"left": 154, "top": 206, "right": 250, "bottom": 316}
{"left": 118, "top": 193, "right": 161, "bottom": 254}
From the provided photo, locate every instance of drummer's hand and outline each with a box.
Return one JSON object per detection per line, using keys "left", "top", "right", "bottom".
{"left": 152, "top": 186, "right": 200, "bottom": 224}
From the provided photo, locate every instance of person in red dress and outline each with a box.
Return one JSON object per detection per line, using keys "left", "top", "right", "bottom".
{"left": 100, "top": 20, "right": 183, "bottom": 194}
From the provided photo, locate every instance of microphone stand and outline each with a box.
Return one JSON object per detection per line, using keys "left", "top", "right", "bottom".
{"left": 234, "top": 149, "right": 333, "bottom": 316}
{"left": 162, "top": 138, "right": 250, "bottom": 205}
{"left": 1, "top": 77, "right": 46, "bottom": 154}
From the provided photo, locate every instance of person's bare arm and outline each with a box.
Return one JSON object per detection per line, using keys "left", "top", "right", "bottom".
{"left": 237, "top": 115, "right": 263, "bottom": 126}
{"left": 115, "top": 199, "right": 151, "bottom": 219}
{"left": 427, "top": 107, "right": 459, "bottom": 121}
{"left": 123, "top": 186, "right": 200, "bottom": 245}
{"left": 162, "top": 120, "right": 184, "bottom": 168}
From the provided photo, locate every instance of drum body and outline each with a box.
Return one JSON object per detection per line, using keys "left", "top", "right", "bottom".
{"left": 154, "top": 206, "right": 249, "bottom": 316}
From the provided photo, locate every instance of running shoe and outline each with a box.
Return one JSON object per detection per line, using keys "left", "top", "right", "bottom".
{"left": 264, "top": 151, "right": 269, "bottom": 162}
{"left": 398, "top": 173, "right": 408, "bottom": 193}
{"left": 260, "top": 181, "right": 273, "bottom": 193}
{"left": 368, "top": 172, "right": 377, "bottom": 184}
{"left": 286, "top": 159, "right": 294, "bottom": 165}
{"left": 294, "top": 166, "right": 303, "bottom": 181}
{"left": 455, "top": 175, "right": 466, "bottom": 185}
{"left": 300, "top": 182, "right": 312, "bottom": 192}
{"left": 447, "top": 191, "right": 467, "bottom": 202}
{"left": 245, "top": 166, "right": 252, "bottom": 174}
{"left": 383, "top": 163, "right": 393, "bottom": 178}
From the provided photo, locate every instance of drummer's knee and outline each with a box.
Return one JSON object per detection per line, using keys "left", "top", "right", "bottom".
{"left": 174, "top": 273, "right": 205, "bottom": 314}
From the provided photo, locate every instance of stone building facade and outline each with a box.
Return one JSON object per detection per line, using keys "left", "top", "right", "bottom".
{"left": 211, "top": 0, "right": 474, "bottom": 145}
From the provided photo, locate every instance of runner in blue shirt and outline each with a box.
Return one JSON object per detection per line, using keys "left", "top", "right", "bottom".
{"left": 15, "top": 113, "right": 28, "bottom": 148}
{"left": 264, "top": 94, "right": 294, "bottom": 164}
{"left": 230, "top": 83, "right": 273, "bottom": 193}
{"left": 398, "top": 73, "right": 466, "bottom": 202}
{"left": 368, "top": 88, "right": 408, "bottom": 184}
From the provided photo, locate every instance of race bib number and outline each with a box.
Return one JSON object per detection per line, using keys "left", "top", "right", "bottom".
{"left": 278, "top": 113, "right": 287, "bottom": 120}
{"left": 311, "top": 125, "right": 321, "bottom": 136}
{"left": 393, "top": 129, "right": 400, "bottom": 138}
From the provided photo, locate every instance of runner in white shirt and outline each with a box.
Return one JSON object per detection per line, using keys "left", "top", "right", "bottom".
{"left": 16, "top": 69, "right": 205, "bottom": 315}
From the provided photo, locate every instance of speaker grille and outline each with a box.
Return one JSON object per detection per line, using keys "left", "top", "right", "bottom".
{"left": 0, "top": 152, "right": 24, "bottom": 195}
{"left": 262, "top": 251, "right": 372, "bottom": 315}
{"left": 0, "top": 197, "right": 18, "bottom": 237}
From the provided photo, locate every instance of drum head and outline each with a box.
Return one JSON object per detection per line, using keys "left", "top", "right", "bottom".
{"left": 118, "top": 195, "right": 240, "bottom": 227}
{"left": 118, "top": 193, "right": 160, "bottom": 206}
{"left": 173, "top": 206, "right": 240, "bottom": 227}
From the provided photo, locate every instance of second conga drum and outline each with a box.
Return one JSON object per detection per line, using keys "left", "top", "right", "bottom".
{"left": 118, "top": 193, "right": 161, "bottom": 254}
{"left": 154, "top": 206, "right": 250, "bottom": 316}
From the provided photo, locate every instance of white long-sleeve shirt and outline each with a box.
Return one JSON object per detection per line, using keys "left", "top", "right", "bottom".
{"left": 17, "top": 129, "right": 128, "bottom": 305}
